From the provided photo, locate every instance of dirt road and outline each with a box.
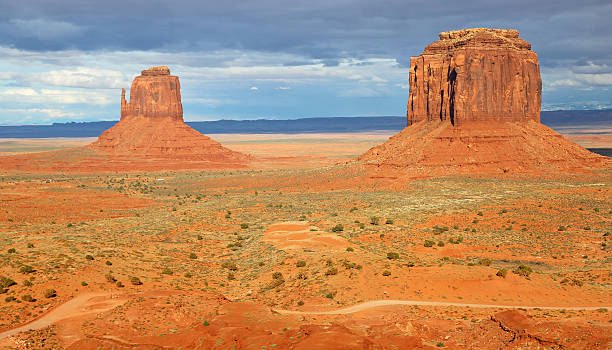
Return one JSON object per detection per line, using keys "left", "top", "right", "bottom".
{"left": 274, "top": 299, "right": 610, "bottom": 315}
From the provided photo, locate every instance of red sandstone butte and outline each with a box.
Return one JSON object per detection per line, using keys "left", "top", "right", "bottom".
{"left": 359, "top": 28, "right": 608, "bottom": 174}
{"left": 90, "top": 66, "right": 248, "bottom": 162}
{"left": 407, "top": 28, "right": 541, "bottom": 126}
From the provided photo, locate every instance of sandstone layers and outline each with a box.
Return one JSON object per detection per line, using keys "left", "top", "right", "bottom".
{"left": 90, "top": 66, "right": 248, "bottom": 163}
{"left": 407, "top": 28, "right": 541, "bottom": 126}
{"left": 360, "top": 28, "right": 607, "bottom": 174}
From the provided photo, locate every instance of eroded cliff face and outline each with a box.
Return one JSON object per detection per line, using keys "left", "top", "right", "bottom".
{"left": 406, "top": 28, "right": 542, "bottom": 126}
{"left": 121, "top": 66, "right": 183, "bottom": 121}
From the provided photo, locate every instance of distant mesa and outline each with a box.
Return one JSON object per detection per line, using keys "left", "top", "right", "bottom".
{"left": 89, "top": 66, "right": 248, "bottom": 163}
{"left": 359, "top": 28, "right": 608, "bottom": 174}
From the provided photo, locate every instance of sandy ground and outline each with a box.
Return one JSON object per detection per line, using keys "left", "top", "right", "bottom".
{"left": 0, "top": 131, "right": 610, "bottom": 349}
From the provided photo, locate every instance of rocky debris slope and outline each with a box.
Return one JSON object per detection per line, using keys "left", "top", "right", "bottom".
{"left": 359, "top": 28, "right": 608, "bottom": 175}
{"left": 89, "top": 66, "right": 249, "bottom": 162}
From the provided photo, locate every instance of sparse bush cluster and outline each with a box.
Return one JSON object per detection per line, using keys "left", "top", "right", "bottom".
{"left": 331, "top": 224, "right": 344, "bottom": 232}
{"left": 512, "top": 264, "right": 533, "bottom": 277}
{"left": 386, "top": 252, "right": 399, "bottom": 260}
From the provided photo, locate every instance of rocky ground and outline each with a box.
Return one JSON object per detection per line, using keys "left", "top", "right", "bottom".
{"left": 0, "top": 146, "right": 610, "bottom": 348}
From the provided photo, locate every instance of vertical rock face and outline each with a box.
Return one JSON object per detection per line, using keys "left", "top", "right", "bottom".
{"left": 406, "top": 28, "right": 542, "bottom": 126}
{"left": 121, "top": 66, "right": 183, "bottom": 121}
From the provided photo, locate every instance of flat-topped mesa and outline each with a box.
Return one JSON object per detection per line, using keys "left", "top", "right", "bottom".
{"left": 120, "top": 66, "right": 183, "bottom": 121}
{"left": 407, "top": 28, "right": 541, "bottom": 126}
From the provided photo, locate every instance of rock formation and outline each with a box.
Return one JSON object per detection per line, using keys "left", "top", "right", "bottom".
{"left": 407, "top": 28, "right": 541, "bottom": 126}
{"left": 359, "top": 28, "right": 607, "bottom": 174}
{"left": 90, "top": 66, "right": 248, "bottom": 163}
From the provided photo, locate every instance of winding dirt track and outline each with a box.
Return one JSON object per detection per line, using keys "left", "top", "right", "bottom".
{"left": 274, "top": 299, "right": 611, "bottom": 315}
{"left": 0, "top": 293, "right": 124, "bottom": 340}
{"left": 0, "top": 294, "right": 608, "bottom": 340}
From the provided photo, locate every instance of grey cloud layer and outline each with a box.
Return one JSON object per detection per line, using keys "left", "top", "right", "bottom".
{"left": 1, "top": 0, "right": 611, "bottom": 68}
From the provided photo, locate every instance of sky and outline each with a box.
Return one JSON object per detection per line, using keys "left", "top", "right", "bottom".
{"left": 0, "top": 0, "right": 611, "bottom": 125}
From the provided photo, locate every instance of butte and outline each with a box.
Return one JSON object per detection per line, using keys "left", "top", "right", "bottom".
{"left": 358, "top": 28, "right": 608, "bottom": 175}
{"left": 89, "top": 66, "right": 248, "bottom": 165}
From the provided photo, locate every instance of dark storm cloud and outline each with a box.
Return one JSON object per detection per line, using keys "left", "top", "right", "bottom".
{"left": 1, "top": 0, "right": 611, "bottom": 67}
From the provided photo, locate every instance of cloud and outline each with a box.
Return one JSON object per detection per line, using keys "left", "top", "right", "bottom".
{"left": 549, "top": 79, "right": 581, "bottom": 87}
{"left": 276, "top": 86, "right": 290, "bottom": 90}
{"left": 9, "top": 19, "right": 83, "bottom": 40}
{"left": 0, "top": 88, "right": 114, "bottom": 105}
{"left": 18, "top": 67, "right": 128, "bottom": 89}
{"left": 250, "top": 86, "right": 259, "bottom": 90}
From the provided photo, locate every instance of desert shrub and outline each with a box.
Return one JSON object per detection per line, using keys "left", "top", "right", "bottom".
{"left": 27, "top": 243, "right": 34, "bottom": 248}
{"left": 512, "top": 265, "right": 533, "bottom": 277}
{"left": 116, "top": 281, "right": 124, "bottom": 288}
{"left": 130, "top": 277, "right": 143, "bottom": 285}
{"left": 424, "top": 240, "right": 435, "bottom": 247}
{"left": 240, "top": 223, "right": 249, "bottom": 229}
{"left": 387, "top": 252, "right": 400, "bottom": 260}
{"left": 370, "top": 216, "right": 380, "bottom": 225}
{"left": 558, "top": 225, "right": 566, "bottom": 231}
{"left": 385, "top": 219, "right": 394, "bottom": 225}
{"left": 227, "top": 273, "right": 235, "bottom": 280}
{"left": 0, "top": 276, "right": 16, "bottom": 289}
{"left": 560, "top": 278, "right": 583, "bottom": 287}
{"left": 5, "top": 296, "right": 16, "bottom": 302}
{"left": 296, "top": 260, "right": 306, "bottom": 267}
{"left": 105, "top": 272, "right": 117, "bottom": 282}
{"left": 19, "top": 265, "right": 34, "bottom": 274}
{"left": 342, "top": 261, "right": 362, "bottom": 270}
{"left": 437, "top": 241, "right": 445, "bottom": 247}
{"left": 297, "top": 300, "right": 304, "bottom": 306}
{"left": 21, "top": 294, "right": 34, "bottom": 302}
{"left": 189, "top": 253, "right": 197, "bottom": 259}
{"left": 105, "top": 260, "right": 112, "bottom": 266}
{"left": 44, "top": 289, "right": 56, "bottom": 298}
{"left": 161, "top": 267, "right": 173, "bottom": 275}
{"left": 7, "top": 248, "right": 16, "bottom": 253}
{"left": 331, "top": 224, "right": 344, "bottom": 232}
{"left": 382, "top": 270, "right": 391, "bottom": 276}
{"left": 478, "top": 258, "right": 492, "bottom": 266}
{"left": 448, "top": 236, "right": 463, "bottom": 244}
{"left": 359, "top": 223, "right": 365, "bottom": 229}
{"left": 85, "top": 254, "right": 94, "bottom": 261}
{"left": 432, "top": 225, "right": 449, "bottom": 234}
{"left": 325, "top": 267, "right": 338, "bottom": 276}
{"left": 23, "top": 280, "right": 33, "bottom": 287}
{"left": 197, "top": 234, "right": 203, "bottom": 240}
{"left": 350, "top": 207, "right": 358, "bottom": 212}
{"left": 81, "top": 281, "right": 88, "bottom": 286}
{"left": 472, "top": 219, "right": 479, "bottom": 224}
{"left": 346, "top": 247, "right": 354, "bottom": 252}
{"left": 496, "top": 268, "right": 508, "bottom": 278}
{"left": 477, "top": 211, "right": 483, "bottom": 216}
{"left": 325, "top": 292, "right": 334, "bottom": 299}
{"left": 184, "top": 272, "right": 192, "bottom": 278}
{"left": 272, "top": 272, "right": 284, "bottom": 280}
{"left": 222, "top": 261, "right": 238, "bottom": 271}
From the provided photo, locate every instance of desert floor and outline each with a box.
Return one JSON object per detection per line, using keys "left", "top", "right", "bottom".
{"left": 0, "top": 133, "right": 610, "bottom": 349}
